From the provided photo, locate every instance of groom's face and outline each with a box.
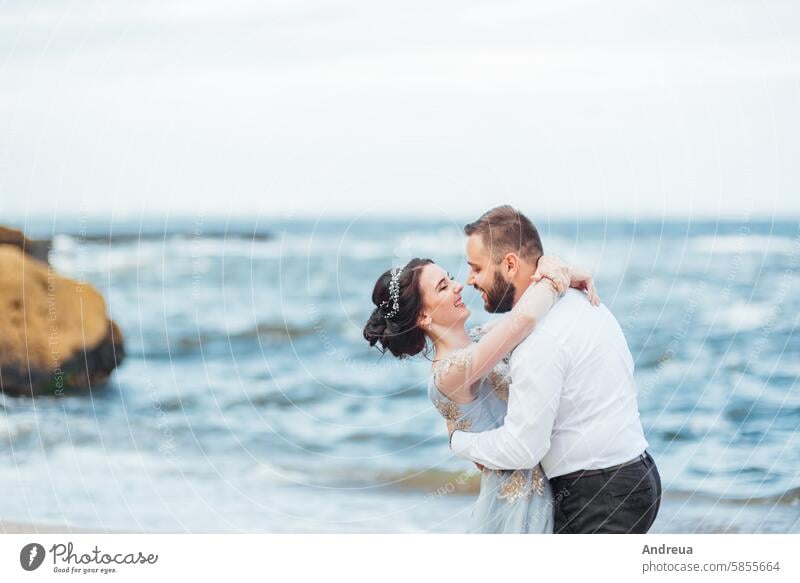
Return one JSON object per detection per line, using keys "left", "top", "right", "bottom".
{"left": 465, "top": 234, "right": 516, "bottom": 313}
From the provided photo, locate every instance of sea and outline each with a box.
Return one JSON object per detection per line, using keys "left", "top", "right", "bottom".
{"left": 1, "top": 215, "right": 798, "bottom": 533}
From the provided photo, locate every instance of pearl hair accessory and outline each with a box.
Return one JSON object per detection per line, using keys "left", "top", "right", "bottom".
{"left": 380, "top": 266, "right": 403, "bottom": 320}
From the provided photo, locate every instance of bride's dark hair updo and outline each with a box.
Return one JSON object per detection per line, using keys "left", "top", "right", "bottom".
{"left": 363, "top": 258, "right": 433, "bottom": 359}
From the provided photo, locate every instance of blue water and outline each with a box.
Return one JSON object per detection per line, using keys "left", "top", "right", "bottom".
{"left": 1, "top": 216, "right": 798, "bottom": 532}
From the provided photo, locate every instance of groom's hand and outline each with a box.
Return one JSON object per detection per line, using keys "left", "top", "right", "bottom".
{"left": 446, "top": 420, "right": 485, "bottom": 472}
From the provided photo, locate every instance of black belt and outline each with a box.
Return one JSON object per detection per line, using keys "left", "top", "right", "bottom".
{"left": 555, "top": 453, "right": 647, "bottom": 481}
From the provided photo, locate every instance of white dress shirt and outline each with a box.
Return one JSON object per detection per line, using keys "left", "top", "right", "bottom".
{"left": 450, "top": 288, "right": 649, "bottom": 479}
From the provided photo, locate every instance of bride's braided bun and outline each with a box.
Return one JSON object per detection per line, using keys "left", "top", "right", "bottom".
{"left": 363, "top": 258, "right": 433, "bottom": 358}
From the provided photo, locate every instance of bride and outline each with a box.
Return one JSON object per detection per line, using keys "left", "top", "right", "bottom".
{"left": 363, "top": 256, "right": 598, "bottom": 533}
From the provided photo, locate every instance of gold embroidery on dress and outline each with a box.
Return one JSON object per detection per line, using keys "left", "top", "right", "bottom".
{"left": 433, "top": 399, "right": 472, "bottom": 431}
{"left": 531, "top": 465, "right": 546, "bottom": 496}
{"left": 433, "top": 398, "right": 458, "bottom": 420}
{"left": 494, "top": 465, "right": 546, "bottom": 503}
{"left": 496, "top": 470, "right": 532, "bottom": 503}
{"left": 455, "top": 417, "right": 472, "bottom": 431}
{"left": 487, "top": 370, "right": 510, "bottom": 402}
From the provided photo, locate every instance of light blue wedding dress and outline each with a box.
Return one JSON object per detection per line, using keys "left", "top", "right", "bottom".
{"left": 428, "top": 326, "right": 554, "bottom": 533}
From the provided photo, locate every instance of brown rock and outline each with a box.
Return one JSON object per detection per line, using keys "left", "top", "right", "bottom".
{"left": 0, "top": 225, "right": 50, "bottom": 263}
{"left": 0, "top": 245, "right": 124, "bottom": 396}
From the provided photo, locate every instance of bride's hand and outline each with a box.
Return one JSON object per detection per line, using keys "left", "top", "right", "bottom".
{"left": 531, "top": 256, "right": 600, "bottom": 306}
{"left": 531, "top": 255, "right": 570, "bottom": 294}
{"left": 568, "top": 265, "right": 600, "bottom": 306}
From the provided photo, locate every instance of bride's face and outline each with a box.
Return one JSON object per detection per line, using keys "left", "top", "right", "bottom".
{"left": 417, "top": 263, "right": 470, "bottom": 333}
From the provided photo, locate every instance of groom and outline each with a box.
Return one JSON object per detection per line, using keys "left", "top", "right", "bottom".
{"left": 447, "top": 205, "right": 662, "bottom": 533}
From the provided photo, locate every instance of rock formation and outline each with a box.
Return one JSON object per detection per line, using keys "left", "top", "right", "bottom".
{"left": 0, "top": 227, "right": 124, "bottom": 396}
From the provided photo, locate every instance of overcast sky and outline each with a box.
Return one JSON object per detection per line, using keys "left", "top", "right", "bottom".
{"left": 1, "top": 0, "right": 798, "bottom": 221}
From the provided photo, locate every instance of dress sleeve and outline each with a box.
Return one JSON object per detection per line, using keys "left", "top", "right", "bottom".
{"left": 432, "top": 347, "right": 474, "bottom": 394}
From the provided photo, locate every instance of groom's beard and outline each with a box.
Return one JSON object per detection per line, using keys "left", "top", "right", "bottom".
{"left": 483, "top": 272, "right": 516, "bottom": 313}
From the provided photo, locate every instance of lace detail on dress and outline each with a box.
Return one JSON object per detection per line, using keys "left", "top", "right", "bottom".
{"left": 432, "top": 347, "right": 473, "bottom": 389}
{"left": 430, "top": 348, "right": 475, "bottom": 432}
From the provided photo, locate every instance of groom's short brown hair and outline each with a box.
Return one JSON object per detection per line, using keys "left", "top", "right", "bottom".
{"left": 463, "top": 205, "right": 543, "bottom": 263}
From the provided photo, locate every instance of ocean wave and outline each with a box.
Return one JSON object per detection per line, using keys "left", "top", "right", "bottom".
{"left": 224, "top": 389, "right": 323, "bottom": 410}
{"left": 0, "top": 418, "right": 36, "bottom": 444}
{"left": 173, "top": 321, "right": 322, "bottom": 346}
{"left": 51, "top": 228, "right": 478, "bottom": 263}
{"left": 170, "top": 234, "right": 395, "bottom": 260}
{"left": 691, "top": 235, "right": 799, "bottom": 255}
{"left": 705, "top": 302, "right": 778, "bottom": 332}
{"left": 51, "top": 230, "right": 271, "bottom": 245}
{"left": 228, "top": 322, "right": 321, "bottom": 340}
{"left": 247, "top": 461, "right": 308, "bottom": 483}
{"left": 126, "top": 323, "right": 324, "bottom": 358}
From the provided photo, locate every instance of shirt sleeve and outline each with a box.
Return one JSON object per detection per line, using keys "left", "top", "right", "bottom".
{"left": 449, "top": 328, "right": 566, "bottom": 470}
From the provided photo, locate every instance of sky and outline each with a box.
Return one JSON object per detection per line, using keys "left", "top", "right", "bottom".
{"left": 1, "top": 0, "right": 799, "bottom": 221}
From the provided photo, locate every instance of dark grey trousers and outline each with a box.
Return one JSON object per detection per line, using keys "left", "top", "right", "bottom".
{"left": 550, "top": 451, "right": 662, "bottom": 534}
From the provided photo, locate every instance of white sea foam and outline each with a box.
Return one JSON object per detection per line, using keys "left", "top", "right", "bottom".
{"left": 705, "top": 301, "right": 778, "bottom": 332}
{"left": 249, "top": 461, "right": 306, "bottom": 483}
{"left": 0, "top": 417, "right": 35, "bottom": 443}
